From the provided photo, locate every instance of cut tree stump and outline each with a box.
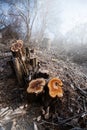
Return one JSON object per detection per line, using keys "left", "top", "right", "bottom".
{"left": 12, "top": 57, "right": 24, "bottom": 85}
{"left": 10, "top": 40, "right": 40, "bottom": 86}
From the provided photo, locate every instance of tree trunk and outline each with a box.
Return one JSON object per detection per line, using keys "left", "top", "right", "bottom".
{"left": 12, "top": 57, "right": 24, "bottom": 86}
{"left": 11, "top": 41, "right": 28, "bottom": 85}
{"left": 10, "top": 40, "right": 39, "bottom": 86}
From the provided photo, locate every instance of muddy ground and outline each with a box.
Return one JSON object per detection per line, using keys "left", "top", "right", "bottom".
{"left": 0, "top": 41, "right": 87, "bottom": 130}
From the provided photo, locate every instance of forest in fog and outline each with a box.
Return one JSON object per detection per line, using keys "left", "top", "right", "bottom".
{"left": 0, "top": 1, "right": 87, "bottom": 130}
{"left": 0, "top": 0, "right": 87, "bottom": 66}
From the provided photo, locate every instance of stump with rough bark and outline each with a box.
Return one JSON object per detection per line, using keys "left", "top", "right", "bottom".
{"left": 10, "top": 40, "right": 39, "bottom": 86}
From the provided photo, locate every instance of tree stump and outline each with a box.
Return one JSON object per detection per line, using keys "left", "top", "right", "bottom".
{"left": 12, "top": 57, "right": 24, "bottom": 85}
{"left": 10, "top": 40, "right": 28, "bottom": 86}
{"left": 10, "top": 40, "right": 39, "bottom": 86}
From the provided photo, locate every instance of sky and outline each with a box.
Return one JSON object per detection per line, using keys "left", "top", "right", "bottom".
{"left": 59, "top": 0, "right": 87, "bottom": 35}
{"left": 42, "top": 0, "right": 87, "bottom": 36}
{"left": 37, "top": 0, "right": 87, "bottom": 39}
{"left": 1, "top": 0, "right": 87, "bottom": 37}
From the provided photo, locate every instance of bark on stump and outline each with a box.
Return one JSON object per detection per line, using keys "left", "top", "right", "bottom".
{"left": 10, "top": 40, "right": 28, "bottom": 86}
{"left": 10, "top": 40, "right": 39, "bottom": 86}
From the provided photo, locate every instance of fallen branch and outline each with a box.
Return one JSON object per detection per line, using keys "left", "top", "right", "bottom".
{"left": 40, "top": 112, "right": 87, "bottom": 126}
{"left": 56, "top": 112, "right": 87, "bottom": 125}
{"left": 66, "top": 73, "right": 87, "bottom": 97}
{"left": 75, "top": 86, "right": 87, "bottom": 98}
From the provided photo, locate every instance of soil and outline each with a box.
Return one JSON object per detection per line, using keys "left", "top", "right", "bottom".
{"left": 0, "top": 41, "right": 87, "bottom": 130}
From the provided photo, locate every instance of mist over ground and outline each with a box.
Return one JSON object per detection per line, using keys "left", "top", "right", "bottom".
{"left": 0, "top": 1, "right": 87, "bottom": 130}
{"left": 0, "top": 0, "right": 87, "bottom": 67}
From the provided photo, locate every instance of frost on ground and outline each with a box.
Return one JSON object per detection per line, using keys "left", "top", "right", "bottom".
{"left": 0, "top": 41, "right": 87, "bottom": 130}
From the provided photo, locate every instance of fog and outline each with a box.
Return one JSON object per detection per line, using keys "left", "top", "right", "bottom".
{"left": 60, "top": 0, "right": 87, "bottom": 35}
{"left": 1, "top": 0, "right": 87, "bottom": 62}
{"left": 38, "top": 0, "right": 87, "bottom": 39}
{"left": 1, "top": 0, "right": 87, "bottom": 39}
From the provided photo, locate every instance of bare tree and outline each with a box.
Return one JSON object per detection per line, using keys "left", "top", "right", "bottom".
{"left": 33, "top": 0, "right": 49, "bottom": 42}
{"left": 0, "top": 7, "right": 9, "bottom": 28}
{"left": 8, "top": 0, "right": 37, "bottom": 43}
{"left": 0, "top": 0, "right": 50, "bottom": 44}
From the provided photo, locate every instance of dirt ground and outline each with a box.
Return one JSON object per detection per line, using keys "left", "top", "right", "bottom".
{"left": 0, "top": 41, "right": 87, "bottom": 130}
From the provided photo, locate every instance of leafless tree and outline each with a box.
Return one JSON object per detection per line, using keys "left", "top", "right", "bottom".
{"left": 0, "top": 0, "right": 50, "bottom": 44}
{"left": 7, "top": 0, "right": 37, "bottom": 43}
{"left": 33, "top": 0, "right": 49, "bottom": 43}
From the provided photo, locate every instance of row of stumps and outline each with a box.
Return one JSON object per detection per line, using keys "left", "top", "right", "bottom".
{"left": 10, "top": 40, "right": 63, "bottom": 100}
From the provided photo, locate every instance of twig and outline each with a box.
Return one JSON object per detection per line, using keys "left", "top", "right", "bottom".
{"left": 58, "top": 112, "right": 87, "bottom": 125}
{"left": 82, "top": 97, "right": 86, "bottom": 112}
{"left": 40, "top": 119, "right": 59, "bottom": 126}
{"left": 40, "top": 112, "right": 87, "bottom": 126}
{"left": 67, "top": 73, "right": 87, "bottom": 97}
{"left": 75, "top": 86, "right": 87, "bottom": 98}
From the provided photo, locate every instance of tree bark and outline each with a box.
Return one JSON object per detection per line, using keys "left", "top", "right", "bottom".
{"left": 10, "top": 40, "right": 39, "bottom": 86}
{"left": 11, "top": 41, "right": 28, "bottom": 85}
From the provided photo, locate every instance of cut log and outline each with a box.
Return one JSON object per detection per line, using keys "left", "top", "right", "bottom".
{"left": 26, "top": 78, "right": 46, "bottom": 103}
{"left": 11, "top": 40, "right": 26, "bottom": 61}
{"left": 10, "top": 40, "right": 28, "bottom": 85}
{"left": 25, "top": 47, "right": 30, "bottom": 61}
{"left": 48, "top": 77, "right": 63, "bottom": 98}
{"left": 10, "top": 40, "right": 40, "bottom": 85}
{"left": 27, "top": 78, "right": 46, "bottom": 94}
{"left": 12, "top": 57, "right": 24, "bottom": 86}
{"left": 30, "top": 58, "right": 37, "bottom": 68}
